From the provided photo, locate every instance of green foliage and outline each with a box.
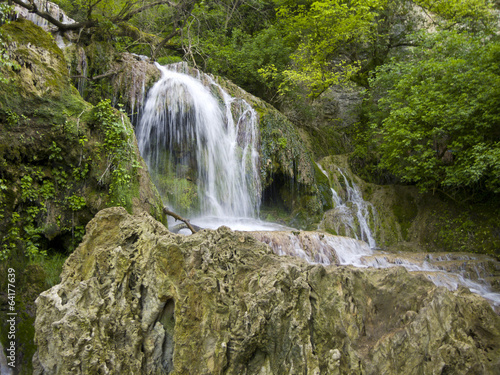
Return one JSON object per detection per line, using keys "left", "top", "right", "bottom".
{"left": 431, "top": 206, "right": 500, "bottom": 256}
{"left": 413, "top": 0, "right": 496, "bottom": 31}
{"left": 368, "top": 30, "right": 500, "bottom": 194}
{"left": 275, "top": 0, "right": 386, "bottom": 97}
{"left": 5, "top": 109, "right": 19, "bottom": 127}
{"left": 271, "top": 0, "right": 496, "bottom": 97}
{"left": 66, "top": 194, "right": 86, "bottom": 211}
{"left": 48, "top": 141, "right": 63, "bottom": 161}
{"left": 30, "top": 253, "right": 67, "bottom": 287}
{"left": 91, "top": 99, "right": 139, "bottom": 207}
{"left": 193, "top": 21, "right": 293, "bottom": 102}
{"left": 157, "top": 56, "right": 183, "bottom": 65}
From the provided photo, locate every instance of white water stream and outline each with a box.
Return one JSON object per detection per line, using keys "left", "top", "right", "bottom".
{"left": 136, "top": 63, "right": 261, "bottom": 219}
{"left": 318, "top": 163, "right": 377, "bottom": 248}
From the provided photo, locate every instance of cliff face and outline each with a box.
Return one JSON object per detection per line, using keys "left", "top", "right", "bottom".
{"left": 34, "top": 207, "right": 500, "bottom": 374}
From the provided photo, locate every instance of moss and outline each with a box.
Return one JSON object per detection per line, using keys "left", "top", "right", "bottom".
{"left": 428, "top": 202, "right": 500, "bottom": 257}
{"left": 258, "top": 110, "right": 325, "bottom": 225}
{"left": 303, "top": 125, "right": 350, "bottom": 159}
{"left": 2, "top": 20, "right": 64, "bottom": 59}
{"left": 391, "top": 194, "right": 418, "bottom": 241}
{"left": 313, "top": 162, "right": 333, "bottom": 211}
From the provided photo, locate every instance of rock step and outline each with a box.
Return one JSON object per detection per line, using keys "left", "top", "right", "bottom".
{"left": 362, "top": 252, "right": 500, "bottom": 292}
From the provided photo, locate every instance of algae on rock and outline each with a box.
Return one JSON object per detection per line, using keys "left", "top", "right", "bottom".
{"left": 34, "top": 207, "right": 500, "bottom": 375}
{"left": 0, "top": 19, "right": 165, "bottom": 259}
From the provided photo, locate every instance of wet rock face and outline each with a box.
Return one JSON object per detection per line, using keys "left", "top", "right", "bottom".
{"left": 34, "top": 208, "right": 500, "bottom": 374}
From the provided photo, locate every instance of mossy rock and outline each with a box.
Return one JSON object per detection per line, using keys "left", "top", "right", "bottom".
{"left": 0, "top": 19, "right": 167, "bottom": 373}
{"left": 318, "top": 155, "right": 500, "bottom": 256}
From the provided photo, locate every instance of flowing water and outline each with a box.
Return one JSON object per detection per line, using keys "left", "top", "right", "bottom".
{"left": 250, "top": 230, "right": 500, "bottom": 309}
{"left": 136, "top": 63, "right": 261, "bottom": 219}
{"left": 318, "top": 163, "right": 377, "bottom": 248}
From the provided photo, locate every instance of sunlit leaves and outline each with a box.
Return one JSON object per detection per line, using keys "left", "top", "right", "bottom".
{"left": 370, "top": 30, "right": 500, "bottom": 193}
{"left": 276, "top": 0, "right": 387, "bottom": 97}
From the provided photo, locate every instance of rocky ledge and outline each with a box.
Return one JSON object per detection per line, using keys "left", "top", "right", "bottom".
{"left": 34, "top": 207, "right": 500, "bottom": 374}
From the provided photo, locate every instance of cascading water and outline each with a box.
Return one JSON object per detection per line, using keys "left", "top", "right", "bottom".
{"left": 318, "top": 163, "right": 377, "bottom": 248}
{"left": 136, "top": 63, "right": 261, "bottom": 219}
{"left": 252, "top": 230, "right": 500, "bottom": 309}
{"left": 338, "top": 168, "right": 377, "bottom": 248}
{"left": 313, "top": 163, "right": 499, "bottom": 308}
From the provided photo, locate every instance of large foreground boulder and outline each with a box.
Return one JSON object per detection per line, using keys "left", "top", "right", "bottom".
{"left": 34, "top": 208, "right": 500, "bottom": 374}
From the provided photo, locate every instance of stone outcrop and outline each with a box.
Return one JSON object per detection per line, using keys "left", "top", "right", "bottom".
{"left": 34, "top": 207, "right": 500, "bottom": 374}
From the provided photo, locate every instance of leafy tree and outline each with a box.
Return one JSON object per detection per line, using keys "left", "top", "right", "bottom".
{"left": 274, "top": 0, "right": 386, "bottom": 97}
{"left": 272, "top": 0, "right": 496, "bottom": 97}
{"left": 184, "top": 0, "right": 290, "bottom": 102}
{"left": 368, "top": 30, "right": 500, "bottom": 194}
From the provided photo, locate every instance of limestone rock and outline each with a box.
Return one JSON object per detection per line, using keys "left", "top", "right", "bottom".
{"left": 34, "top": 208, "right": 500, "bottom": 374}
{"left": 315, "top": 85, "right": 363, "bottom": 128}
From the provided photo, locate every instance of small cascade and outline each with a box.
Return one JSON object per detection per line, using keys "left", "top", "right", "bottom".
{"left": 136, "top": 63, "right": 261, "bottom": 218}
{"left": 318, "top": 163, "right": 377, "bottom": 248}
{"left": 248, "top": 231, "right": 372, "bottom": 266}
{"left": 338, "top": 168, "right": 377, "bottom": 248}
{"left": 253, "top": 229, "right": 500, "bottom": 309}
{"left": 360, "top": 251, "right": 500, "bottom": 309}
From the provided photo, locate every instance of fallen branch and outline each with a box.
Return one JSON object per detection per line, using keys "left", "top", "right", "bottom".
{"left": 170, "top": 222, "right": 203, "bottom": 234}
{"left": 163, "top": 206, "right": 198, "bottom": 234}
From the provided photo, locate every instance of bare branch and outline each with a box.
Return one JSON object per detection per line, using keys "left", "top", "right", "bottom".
{"left": 153, "top": 28, "right": 180, "bottom": 57}
{"left": 117, "top": 0, "right": 176, "bottom": 22}
{"left": 163, "top": 206, "right": 198, "bottom": 234}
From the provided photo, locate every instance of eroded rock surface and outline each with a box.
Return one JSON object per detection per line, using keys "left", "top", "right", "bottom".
{"left": 34, "top": 208, "right": 500, "bottom": 374}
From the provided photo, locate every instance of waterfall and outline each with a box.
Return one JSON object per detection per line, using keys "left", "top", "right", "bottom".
{"left": 337, "top": 168, "right": 377, "bottom": 248}
{"left": 136, "top": 63, "right": 261, "bottom": 218}
{"left": 318, "top": 163, "right": 377, "bottom": 248}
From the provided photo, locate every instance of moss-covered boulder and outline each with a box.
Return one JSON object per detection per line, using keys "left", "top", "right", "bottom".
{"left": 33, "top": 207, "right": 500, "bottom": 374}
